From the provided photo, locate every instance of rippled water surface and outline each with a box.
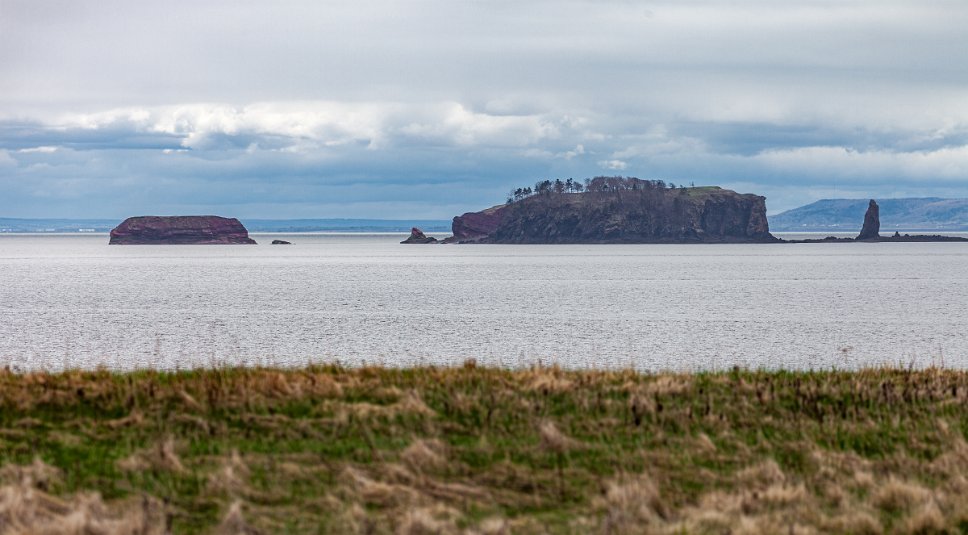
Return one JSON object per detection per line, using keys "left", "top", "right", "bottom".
{"left": 1, "top": 233, "right": 966, "bottom": 371}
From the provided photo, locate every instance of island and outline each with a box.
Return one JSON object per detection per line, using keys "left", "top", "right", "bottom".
{"left": 448, "top": 177, "right": 776, "bottom": 244}
{"left": 109, "top": 216, "right": 257, "bottom": 245}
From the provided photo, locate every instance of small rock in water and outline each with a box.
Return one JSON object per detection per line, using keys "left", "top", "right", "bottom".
{"left": 271, "top": 240, "right": 292, "bottom": 245}
{"left": 400, "top": 227, "right": 438, "bottom": 244}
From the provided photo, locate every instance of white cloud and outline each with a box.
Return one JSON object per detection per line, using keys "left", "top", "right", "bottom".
{"left": 521, "top": 144, "right": 587, "bottom": 160}
{"left": 560, "top": 144, "right": 584, "bottom": 160}
{"left": 598, "top": 159, "right": 628, "bottom": 171}
{"left": 754, "top": 145, "right": 968, "bottom": 182}
{"left": 612, "top": 127, "right": 708, "bottom": 159}
{"left": 47, "top": 101, "right": 576, "bottom": 153}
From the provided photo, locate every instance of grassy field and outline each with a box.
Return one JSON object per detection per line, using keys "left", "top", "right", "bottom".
{"left": 2, "top": 364, "right": 968, "bottom": 534}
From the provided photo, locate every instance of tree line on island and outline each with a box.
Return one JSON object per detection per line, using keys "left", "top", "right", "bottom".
{"left": 507, "top": 176, "right": 694, "bottom": 203}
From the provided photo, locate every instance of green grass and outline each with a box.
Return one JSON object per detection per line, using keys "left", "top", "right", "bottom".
{"left": 2, "top": 364, "right": 968, "bottom": 533}
{"left": 682, "top": 185, "right": 724, "bottom": 197}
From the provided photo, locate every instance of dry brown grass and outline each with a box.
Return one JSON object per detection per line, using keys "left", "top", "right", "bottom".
{"left": 215, "top": 501, "right": 263, "bottom": 535}
{"left": 400, "top": 439, "right": 449, "bottom": 474}
{"left": 117, "top": 436, "right": 185, "bottom": 475}
{"left": 0, "top": 459, "right": 167, "bottom": 535}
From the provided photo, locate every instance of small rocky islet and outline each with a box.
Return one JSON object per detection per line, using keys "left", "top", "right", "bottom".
{"left": 400, "top": 227, "right": 438, "bottom": 244}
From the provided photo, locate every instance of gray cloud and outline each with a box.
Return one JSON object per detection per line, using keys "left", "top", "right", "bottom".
{"left": 1, "top": 0, "right": 968, "bottom": 217}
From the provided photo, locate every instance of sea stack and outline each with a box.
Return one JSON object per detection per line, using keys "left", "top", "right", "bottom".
{"left": 857, "top": 200, "right": 880, "bottom": 241}
{"left": 109, "top": 216, "right": 257, "bottom": 244}
{"left": 400, "top": 227, "right": 438, "bottom": 244}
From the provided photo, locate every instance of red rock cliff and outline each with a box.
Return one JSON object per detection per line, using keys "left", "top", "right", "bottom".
{"left": 109, "top": 216, "right": 257, "bottom": 244}
{"left": 451, "top": 204, "right": 508, "bottom": 242}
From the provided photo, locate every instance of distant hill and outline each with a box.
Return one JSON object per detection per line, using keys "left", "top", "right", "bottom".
{"left": 0, "top": 218, "right": 451, "bottom": 233}
{"left": 769, "top": 198, "right": 968, "bottom": 232}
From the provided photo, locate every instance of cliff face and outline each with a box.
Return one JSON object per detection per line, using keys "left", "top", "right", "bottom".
{"left": 451, "top": 205, "right": 507, "bottom": 242}
{"left": 109, "top": 216, "right": 257, "bottom": 244}
{"left": 452, "top": 187, "right": 776, "bottom": 244}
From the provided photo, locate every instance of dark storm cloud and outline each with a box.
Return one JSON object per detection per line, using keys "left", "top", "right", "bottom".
{"left": 1, "top": 0, "right": 968, "bottom": 217}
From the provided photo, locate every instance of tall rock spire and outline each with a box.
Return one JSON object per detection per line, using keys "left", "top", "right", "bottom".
{"left": 857, "top": 199, "right": 880, "bottom": 240}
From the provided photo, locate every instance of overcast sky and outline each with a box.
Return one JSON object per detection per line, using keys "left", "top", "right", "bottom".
{"left": 2, "top": 0, "right": 967, "bottom": 218}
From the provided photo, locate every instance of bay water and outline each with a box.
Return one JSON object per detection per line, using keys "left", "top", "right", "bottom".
{"left": 1, "top": 233, "right": 965, "bottom": 371}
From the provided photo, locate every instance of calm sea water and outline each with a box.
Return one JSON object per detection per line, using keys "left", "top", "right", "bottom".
{"left": 1, "top": 233, "right": 966, "bottom": 371}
